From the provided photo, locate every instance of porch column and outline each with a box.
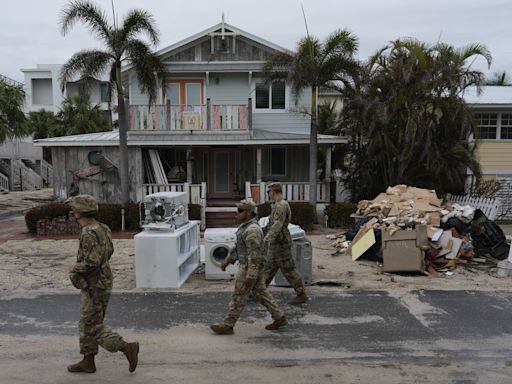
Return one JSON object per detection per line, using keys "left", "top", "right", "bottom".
{"left": 256, "top": 147, "right": 262, "bottom": 183}
{"left": 186, "top": 149, "right": 194, "bottom": 184}
{"left": 325, "top": 146, "right": 332, "bottom": 181}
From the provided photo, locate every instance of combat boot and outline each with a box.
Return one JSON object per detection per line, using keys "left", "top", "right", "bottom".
{"left": 120, "top": 341, "right": 139, "bottom": 372}
{"left": 289, "top": 292, "right": 308, "bottom": 305}
{"left": 210, "top": 323, "right": 234, "bottom": 335}
{"left": 67, "top": 354, "right": 96, "bottom": 373}
{"left": 265, "top": 316, "right": 288, "bottom": 330}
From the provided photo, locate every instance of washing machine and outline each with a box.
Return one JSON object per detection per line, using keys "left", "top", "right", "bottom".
{"left": 204, "top": 228, "right": 238, "bottom": 280}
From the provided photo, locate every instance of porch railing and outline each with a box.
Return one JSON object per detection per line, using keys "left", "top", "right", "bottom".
{"left": 142, "top": 182, "right": 207, "bottom": 230}
{"left": 40, "top": 159, "right": 53, "bottom": 187}
{"left": 245, "top": 181, "right": 329, "bottom": 204}
{"left": 129, "top": 98, "right": 251, "bottom": 131}
{"left": 0, "top": 171, "right": 8, "bottom": 192}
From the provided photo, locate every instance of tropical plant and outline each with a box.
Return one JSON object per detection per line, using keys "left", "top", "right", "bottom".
{"left": 485, "top": 71, "right": 510, "bottom": 86}
{"left": 55, "top": 94, "right": 111, "bottom": 137}
{"left": 26, "top": 110, "right": 61, "bottom": 140}
{"left": 262, "top": 29, "right": 359, "bottom": 205}
{"left": 341, "top": 39, "right": 491, "bottom": 200}
{"left": 0, "top": 77, "right": 28, "bottom": 143}
{"left": 59, "top": 0, "right": 165, "bottom": 203}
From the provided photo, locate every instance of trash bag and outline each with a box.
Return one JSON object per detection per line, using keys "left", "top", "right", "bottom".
{"left": 471, "top": 217, "right": 509, "bottom": 260}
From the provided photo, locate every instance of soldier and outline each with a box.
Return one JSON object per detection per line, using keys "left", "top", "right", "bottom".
{"left": 66, "top": 194, "right": 139, "bottom": 374}
{"left": 263, "top": 182, "right": 309, "bottom": 305}
{"left": 210, "top": 199, "right": 287, "bottom": 335}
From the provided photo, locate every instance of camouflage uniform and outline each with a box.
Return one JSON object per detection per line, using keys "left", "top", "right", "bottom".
{"left": 72, "top": 219, "right": 124, "bottom": 355}
{"left": 222, "top": 208, "right": 284, "bottom": 328}
{"left": 263, "top": 186, "right": 306, "bottom": 296}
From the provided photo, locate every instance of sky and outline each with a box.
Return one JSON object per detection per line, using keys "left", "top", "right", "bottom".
{"left": 1, "top": 0, "right": 510, "bottom": 83}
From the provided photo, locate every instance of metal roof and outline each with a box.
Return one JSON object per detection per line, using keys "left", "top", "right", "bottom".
{"left": 33, "top": 129, "right": 346, "bottom": 147}
{"left": 464, "top": 86, "right": 512, "bottom": 106}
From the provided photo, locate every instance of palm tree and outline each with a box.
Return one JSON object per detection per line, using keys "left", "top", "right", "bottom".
{"left": 485, "top": 71, "right": 510, "bottom": 85}
{"left": 59, "top": 0, "right": 165, "bottom": 204}
{"left": 56, "top": 94, "right": 111, "bottom": 137}
{"left": 26, "top": 110, "right": 61, "bottom": 140}
{"left": 0, "top": 77, "right": 28, "bottom": 143}
{"left": 262, "top": 29, "right": 359, "bottom": 205}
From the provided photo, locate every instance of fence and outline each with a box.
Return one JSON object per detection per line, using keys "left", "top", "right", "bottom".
{"left": 446, "top": 194, "right": 501, "bottom": 221}
{"left": 245, "top": 181, "right": 329, "bottom": 204}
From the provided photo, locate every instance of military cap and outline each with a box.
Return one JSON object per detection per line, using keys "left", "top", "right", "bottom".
{"left": 236, "top": 199, "right": 257, "bottom": 213}
{"left": 65, "top": 194, "right": 98, "bottom": 213}
{"left": 267, "top": 182, "right": 282, "bottom": 192}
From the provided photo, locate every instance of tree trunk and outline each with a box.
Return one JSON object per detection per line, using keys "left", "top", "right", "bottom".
{"left": 309, "top": 86, "right": 318, "bottom": 207}
{"left": 117, "top": 95, "right": 130, "bottom": 204}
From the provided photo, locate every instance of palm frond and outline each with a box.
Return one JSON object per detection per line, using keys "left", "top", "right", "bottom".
{"left": 59, "top": 49, "right": 112, "bottom": 91}
{"left": 60, "top": 0, "right": 111, "bottom": 42}
{"left": 120, "top": 9, "right": 160, "bottom": 46}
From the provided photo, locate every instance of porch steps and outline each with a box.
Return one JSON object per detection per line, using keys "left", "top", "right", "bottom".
{"left": 206, "top": 208, "right": 238, "bottom": 228}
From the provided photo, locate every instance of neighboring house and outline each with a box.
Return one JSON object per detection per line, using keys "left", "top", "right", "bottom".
{"left": 464, "top": 85, "right": 512, "bottom": 218}
{"left": 0, "top": 74, "right": 51, "bottom": 192}
{"left": 34, "top": 20, "right": 346, "bottom": 226}
{"left": 21, "top": 64, "right": 115, "bottom": 123}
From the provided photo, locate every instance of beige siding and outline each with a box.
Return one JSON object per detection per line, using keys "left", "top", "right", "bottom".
{"left": 475, "top": 142, "right": 512, "bottom": 173}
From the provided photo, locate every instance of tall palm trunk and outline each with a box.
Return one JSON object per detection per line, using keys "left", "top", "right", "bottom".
{"left": 116, "top": 66, "right": 130, "bottom": 204}
{"left": 309, "top": 86, "right": 318, "bottom": 206}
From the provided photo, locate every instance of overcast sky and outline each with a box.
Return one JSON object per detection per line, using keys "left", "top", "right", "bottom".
{"left": 1, "top": 0, "right": 510, "bottom": 83}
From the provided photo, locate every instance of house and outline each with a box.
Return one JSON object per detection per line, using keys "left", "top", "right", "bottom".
{"left": 34, "top": 20, "right": 346, "bottom": 227}
{"left": 464, "top": 85, "right": 512, "bottom": 218}
{"left": 0, "top": 74, "right": 51, "bottom": 192}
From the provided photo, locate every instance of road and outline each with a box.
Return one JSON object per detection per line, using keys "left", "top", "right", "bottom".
{"left": 1, "top": 290, "right": 512, "bottom": 383}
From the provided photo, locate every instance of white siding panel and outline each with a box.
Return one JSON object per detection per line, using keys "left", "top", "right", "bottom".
{"left": 206, "top": 73, "right": 250, "bottom": 104}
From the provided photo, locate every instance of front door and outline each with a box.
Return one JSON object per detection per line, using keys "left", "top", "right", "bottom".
{"left": 208, "top": 149, "right": 240, "bottom": 199}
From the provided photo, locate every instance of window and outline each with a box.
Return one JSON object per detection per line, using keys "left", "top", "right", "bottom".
{"left": 270, "top": 148, "right": 286, "bottom": 175}
{"left": 501, "top": 113, "right": 512, "bottom": 139}
{"left": 100, "top": 83, "right": 110, "bottom": 102}
{"left": 474, "top": 113, "right": 497, "bottom": 139}
{"left": 255, "top": 81, "right": 286, "bottom": 110}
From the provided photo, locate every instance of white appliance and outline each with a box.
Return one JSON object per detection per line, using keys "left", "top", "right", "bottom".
{"left": 134, "top": 220, "right": 200, "bottom": 288}
{"left": 141, "top": 191, "right": 189, "bottom": 231}
{"left": 204, "top": 228, "right": 238, "bottom": 280}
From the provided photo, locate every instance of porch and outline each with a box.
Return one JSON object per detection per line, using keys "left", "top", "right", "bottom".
{"left": 129, "top": 99, "right": 252, "bottom": 131}
{"left": 142, "top": 180, "right": 331, "bottom": 229}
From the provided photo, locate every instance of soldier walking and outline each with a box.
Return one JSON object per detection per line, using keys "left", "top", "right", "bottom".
{"left": 263, "top": 182, "right": 308, "bottom": 305}
{"left": 66, "top": 195, "right": 139, "bottom": 373}
{"left": 210, "top": 199, "right": 287, "bottom": 335}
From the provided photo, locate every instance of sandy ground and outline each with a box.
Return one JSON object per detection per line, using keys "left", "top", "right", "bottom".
{"left": 1, "top": 233, "right": 511, "bottom": 295}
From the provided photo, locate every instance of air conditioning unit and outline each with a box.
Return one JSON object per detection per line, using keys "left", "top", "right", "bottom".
{"left": 141, "top": 191, "right": 189, "bottom": 231}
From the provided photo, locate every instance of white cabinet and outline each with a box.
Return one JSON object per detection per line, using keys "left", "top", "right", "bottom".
{"left": 134, "top": 220, "right": 200, "bottom": 288}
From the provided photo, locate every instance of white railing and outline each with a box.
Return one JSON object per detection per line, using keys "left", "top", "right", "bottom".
{"left": 40, "top": 159, "right": 53, "bottom": 187}
{"left": 0, "top": 171, "right": 9, "bottom": 192}
{"left": 245, "top": 181, "right": 329, "bottom": 204}
{"left": 446, "top": 193, "right": 501, "bottom": 221}
{"left": 129, "top": 103, "right": 249, "bottom": 131}
{"left": 142, "top": 182, "right": 207, "bottom": 229}
{"left": 13, "top": 160, "right": 42, "bottom": 190}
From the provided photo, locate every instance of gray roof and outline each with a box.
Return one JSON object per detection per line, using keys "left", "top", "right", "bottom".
{"left": 33, "top": 129, "right": 346, "bottom": 147}
{"left": 464, "top": 86, "right": 512, "bottom": 106}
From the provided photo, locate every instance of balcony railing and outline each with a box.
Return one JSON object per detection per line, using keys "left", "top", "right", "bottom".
{"left": 129, "top": 98, "right": 252, "bottom": 131}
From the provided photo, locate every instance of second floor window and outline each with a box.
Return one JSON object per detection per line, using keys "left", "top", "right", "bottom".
{"left": 474, "top": 113, "right": 497, "bottom": 139}
{"left": 501, "top": 113, "right": 512, "bottom": 139}
{"left": 255, "top": 81, "right": 286, "bottom": 110}
{"left": 100, "top": 83, "right": 110, "bottom": 103}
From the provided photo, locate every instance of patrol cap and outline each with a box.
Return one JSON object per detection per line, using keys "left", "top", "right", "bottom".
{"left": 267, "top": 182, "right": 282, "bottom": 192}
{"left": 236, "top": 199, "right": 257, "bottom": 213}
{"left": 65, "top": 194, "right": 99, "bottom": 213}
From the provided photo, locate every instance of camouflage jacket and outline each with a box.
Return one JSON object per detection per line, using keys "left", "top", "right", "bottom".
{"left": 264, "top": 199, "right": 292, "bottom": 245}
{"left": 225, "top": 218, "right": 263, "bottom": 280}
{"left": 71, "top": 219, "right": 114, "bottom": 290}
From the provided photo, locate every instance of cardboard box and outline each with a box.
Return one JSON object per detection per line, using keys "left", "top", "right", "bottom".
{"left": 382, "top": 225, "right": 428, "bottom": 272}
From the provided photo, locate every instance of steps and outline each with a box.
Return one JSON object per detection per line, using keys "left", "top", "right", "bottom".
{"left": 206, "top": 208, "right": 238, "bottom": 228}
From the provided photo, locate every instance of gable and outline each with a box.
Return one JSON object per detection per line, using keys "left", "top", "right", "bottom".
{"left": 157, "top": 23, "right": 289, "bottom": 63}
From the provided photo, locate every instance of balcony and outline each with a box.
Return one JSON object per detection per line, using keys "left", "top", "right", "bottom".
{"left": 129, "top": 98, "right": 252, "bottom": 131}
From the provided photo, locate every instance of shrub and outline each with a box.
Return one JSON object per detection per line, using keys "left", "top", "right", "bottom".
{"left": 25, "top": 203, "right": 70, "bottom": 233}
{"left": 257, "top": 201, "right": 315, "bottom": 230}
{"left": 324, "top": 202, "right": 358, "bottom": 228}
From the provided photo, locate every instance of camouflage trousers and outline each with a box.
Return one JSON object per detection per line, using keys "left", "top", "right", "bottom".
{"left": 79, "top": 288, "right": 123, "bottom": 356}
{"left": 263, "top": 242, "right": 305, "bottom": 294}
{"left": 224, "top": 265, "right": 284, "bottom": 327}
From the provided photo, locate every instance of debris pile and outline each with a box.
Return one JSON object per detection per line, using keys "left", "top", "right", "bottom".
{"left": 329, "top": 185, "right": 510, "bottom": 276}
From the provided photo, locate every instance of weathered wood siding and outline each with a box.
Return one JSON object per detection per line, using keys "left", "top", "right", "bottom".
{"left": 261, "top": 145, "right": 309, "bottom": 182}
{"left": 51, "top": 146, "right": 143, "bottom": 203}
{"left": 206, "top": 73, "right": 249, "bottom": 104}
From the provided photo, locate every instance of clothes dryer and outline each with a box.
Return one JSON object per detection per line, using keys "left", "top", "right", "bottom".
{"left": 204, "top": 228, "right": 238, "bottom": 280}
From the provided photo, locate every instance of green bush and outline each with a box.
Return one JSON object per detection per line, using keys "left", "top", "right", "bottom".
{"left": 257, "top": 201, "right": 314, "bottom": 230}
{"left": 25, "top": 203, "right": 71, "bottom": 233}
{"left": 324, "top": 202, "right": 358, "bottom": 228}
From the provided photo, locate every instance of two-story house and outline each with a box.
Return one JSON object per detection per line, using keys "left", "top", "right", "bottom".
{"left": 35, "top": 21, "right": 346, "bottom": 225}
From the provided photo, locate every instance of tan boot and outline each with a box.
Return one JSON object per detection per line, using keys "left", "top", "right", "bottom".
{"left": 67, "top": 354, "right": 96, "bottom": 373}
{"left": 120, "top": 341, "right": 139, "bottom": 372}
{"left": 289, "top": 292, "right": 308, "bottom": 305}
{"left": 265, "top": 316, "right": 288, "bottom": 330}
{"left": 210, "top": 323, "right": 234, "bottom": 335}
